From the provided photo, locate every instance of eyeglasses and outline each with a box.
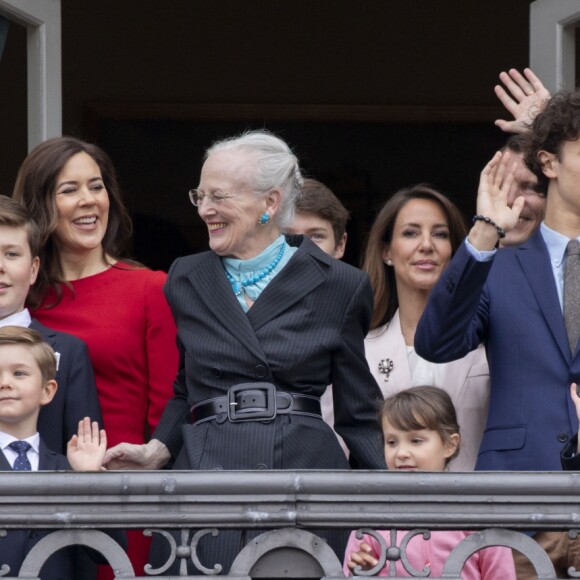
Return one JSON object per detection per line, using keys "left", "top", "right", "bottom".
{"left": 188, "top": 189, "right": 236, "bottom": 207}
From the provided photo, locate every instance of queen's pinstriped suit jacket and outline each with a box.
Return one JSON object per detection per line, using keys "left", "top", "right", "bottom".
{"left": 153, "top": 235, "right": 386, "bottom": 471}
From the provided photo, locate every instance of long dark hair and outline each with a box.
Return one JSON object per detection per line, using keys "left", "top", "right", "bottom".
{"left": 362, "top": 185, "right": 467, "bottom": 330}
{"left": 12, "top": 136, "right": 134, "bottom": 308}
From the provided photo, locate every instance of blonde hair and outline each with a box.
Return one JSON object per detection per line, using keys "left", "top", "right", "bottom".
{"left": 0, "top": 326, "right": 56, "bottom": 384}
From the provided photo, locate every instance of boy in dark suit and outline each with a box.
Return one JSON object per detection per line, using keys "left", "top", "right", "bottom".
{"left": 0, "top": 325, "right": 111, "bottom": 578}
{"left": 0, "top": 195, "right": 101, "bottom": 453}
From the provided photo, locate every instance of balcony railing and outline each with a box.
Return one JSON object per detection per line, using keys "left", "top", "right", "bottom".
{"left": 1, "top": 470, "right": 579, "bottom": 578}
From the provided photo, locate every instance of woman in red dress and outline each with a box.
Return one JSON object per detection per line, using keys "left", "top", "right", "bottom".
{"left": 13, "top": 136, "right": 178, "bottom": 579}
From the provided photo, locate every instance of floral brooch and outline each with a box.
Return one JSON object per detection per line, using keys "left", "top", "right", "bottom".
{"left": 378, "top": 358, "right": 394, "bottom": 382}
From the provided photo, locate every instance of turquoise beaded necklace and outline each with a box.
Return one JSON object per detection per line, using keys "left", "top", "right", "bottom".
{"left": 224, "top": 242, "right": 286, "bottom": 296}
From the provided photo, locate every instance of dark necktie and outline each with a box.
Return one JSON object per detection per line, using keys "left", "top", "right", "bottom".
{"left": 9, "top": 440, "right": 32, "bottom": 471}
{"left": 564, "top": 239, "right": 580, "bottom": 353}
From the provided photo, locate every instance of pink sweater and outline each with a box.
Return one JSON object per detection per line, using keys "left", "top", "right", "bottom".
{"left": 344, "top": 529, "right": 516, "bottom": 579}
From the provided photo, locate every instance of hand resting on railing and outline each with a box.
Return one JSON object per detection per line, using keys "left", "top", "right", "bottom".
{"left": 102, "top": 438, "right": 171, "bottom": 470}
{"left": 346, "top": 541, "right": 377, "bottom": 572}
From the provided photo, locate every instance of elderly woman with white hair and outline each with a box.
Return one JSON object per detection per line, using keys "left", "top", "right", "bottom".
{"left": 105, "top": 130, "right": 385, "bottom": 572}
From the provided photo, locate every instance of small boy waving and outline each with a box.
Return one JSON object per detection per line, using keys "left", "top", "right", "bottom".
{"left": 0, "top": 326, "right": 118, "bottom": 578}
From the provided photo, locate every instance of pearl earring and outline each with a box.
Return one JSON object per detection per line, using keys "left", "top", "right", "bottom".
{"left": 385, "top": 259, "right": 393, "bottom": 266}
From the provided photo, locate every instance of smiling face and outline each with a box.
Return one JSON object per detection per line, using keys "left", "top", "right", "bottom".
{"left": 286, "top": 212, "right": 346, "bottom": 259}
{"left": 384, "top": 198, "right": 452, "bottom": 296}
{"left": 0, "top": 226, "right": 39, "bottom": 320}
{"left": 53, "top": 152, "right": 110, "bottom": 260}
{"left": 503, "top": 153, "right": 546, "bottom": 247}
{"left": 0, "top": 344, "right": 56, "bottom": 438}
{"left": 382, "top": 415, "right": 458, "bottom": 471}
{"left": 197, "top": 149, "right": 281, "bottom": 260}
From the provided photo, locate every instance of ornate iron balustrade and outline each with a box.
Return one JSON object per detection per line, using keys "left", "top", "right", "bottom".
{"left": 0, "top": 470, "right": 579, "bottom": 578}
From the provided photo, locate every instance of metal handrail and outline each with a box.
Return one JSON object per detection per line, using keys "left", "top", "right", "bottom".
{"left": 1, "top": 470, "right": 579, "bottom": 578}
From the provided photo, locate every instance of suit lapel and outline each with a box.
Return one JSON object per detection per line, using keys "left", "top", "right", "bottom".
{"left": 186, "top": 252, "right": 267, "bottom": 361}
{"left": 440, "top": 348, "right": 478, "bottom": 399}
{"left": 0, "top": 449, "right": 11, "bottom": 470}
{"left": 247, "top": 238, "right": 328, "bottom": 331}
{"left": 29, "top": 319, "right": 61, "bottom": 371}
{"left": 187, "top": 239, "right": 328, "bottom": 355}
{"left": 38, "top": 440, "right": 64, "bottom": 470}
{"left": 0, "top": 440, "right": 62, "bottom": 470}
{"left": 516, "top": 230, "right": 570, "bottom": 361}
{"left": 382, "top": 310, "right": 412, "bottom": 389}
{"left": 29, "top": 319, "right": 56, "bottom": 347}
{"left": 366, "top": 311, "right": 412, "bottom": 396}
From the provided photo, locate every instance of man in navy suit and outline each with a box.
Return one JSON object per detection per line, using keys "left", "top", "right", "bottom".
{"left": 415, "top": 90, "right": 580, "bottom": 577}
{"left": 0, "top": 196, "right": 100, "bottom": 454}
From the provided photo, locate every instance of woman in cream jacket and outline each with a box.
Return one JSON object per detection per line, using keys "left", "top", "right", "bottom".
{"left": 324, "top": 185, "right": 489, "bottom": 471}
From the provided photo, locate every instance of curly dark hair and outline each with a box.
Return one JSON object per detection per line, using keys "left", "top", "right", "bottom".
{"left": 525, "top": 90, "right": 580, "bottom": 193}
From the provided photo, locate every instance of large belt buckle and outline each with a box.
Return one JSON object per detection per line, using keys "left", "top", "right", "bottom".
{"left": 227, "top": 383, "right": 277, "bottom": 422}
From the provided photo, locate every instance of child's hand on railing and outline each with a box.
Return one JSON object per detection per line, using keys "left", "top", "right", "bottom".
{"left": 346, "top": 542, "right": 378, "bottom": 573}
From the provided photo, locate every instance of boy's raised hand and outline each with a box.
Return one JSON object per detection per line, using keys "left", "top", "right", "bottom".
{"left": 347, "top": 542, "right": 379, "bottom": 573}
{"left": 67, "top": 417, "right": 107, "bottom": 471}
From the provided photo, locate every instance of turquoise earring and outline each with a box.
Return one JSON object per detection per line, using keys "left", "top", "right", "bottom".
{"left": 259, "top": 212, "right": 270, "bottom": 225}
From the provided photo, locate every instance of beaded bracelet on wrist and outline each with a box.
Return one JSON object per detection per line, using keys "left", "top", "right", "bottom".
{"left": 472, "top": 215, "right": 506, "bottom": 239}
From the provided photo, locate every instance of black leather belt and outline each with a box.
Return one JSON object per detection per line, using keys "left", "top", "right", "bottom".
{"left": 191, "top": 382, "right": 321, "bottom": 424}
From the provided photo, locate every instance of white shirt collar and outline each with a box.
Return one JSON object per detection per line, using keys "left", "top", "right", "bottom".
{"left": 0, "top": 429, "right": 40, "bottom": 470}
{"left": 0, "top": 309, "right": 32, "bottom": 329}
{"left": 540, "top": 222, "right": 578, "bottom": 267}
{"left": 0, "top": 430, "right": 40, "bottom": 453}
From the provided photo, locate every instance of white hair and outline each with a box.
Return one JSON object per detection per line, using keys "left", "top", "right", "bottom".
{"left": 205, "top": 130, "right": 303, "bottom": 229}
